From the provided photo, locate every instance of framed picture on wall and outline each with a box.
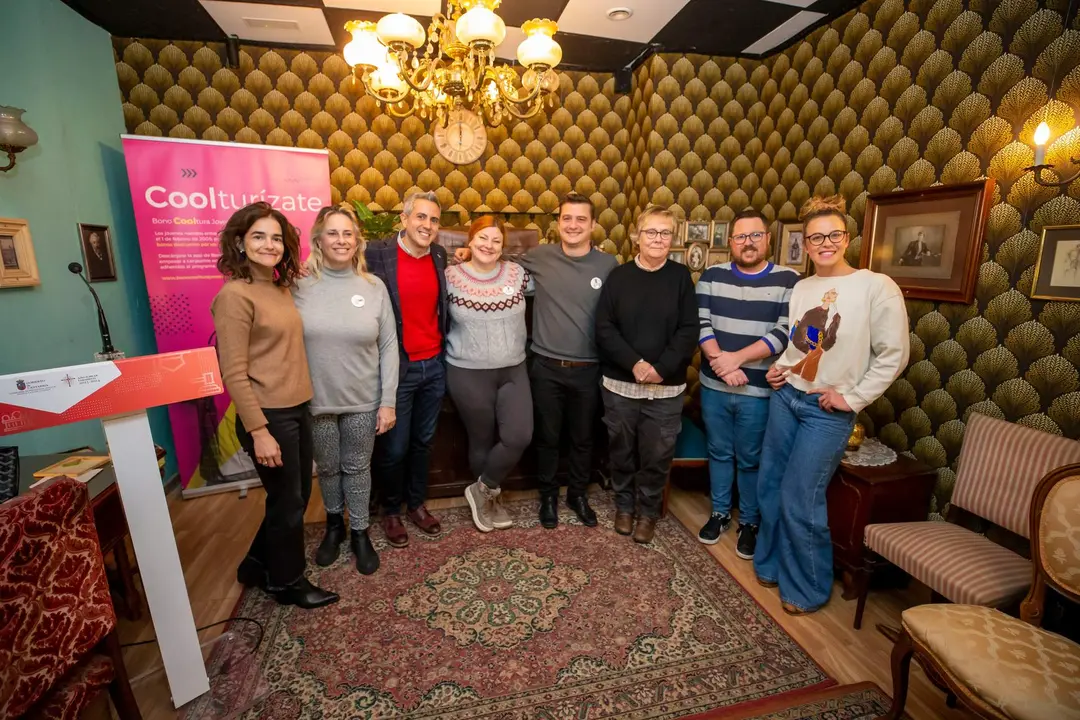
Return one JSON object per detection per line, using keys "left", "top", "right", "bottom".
{"left": 670, "top": 219, "right": 685, "bottom": 248}
{"left": 687, "top": 242, "right": 708, "bottom": 272}
{"left": 669, "top": 249, "right": 686, "bottom": 265}
{"left": 0, "top": 217, "right": 40, "bottom": 288}
{"left": 710, "top": 221, "right": 729, "bottom": 248}
{"left": 1031, "top": 225, "right": 1080, "bottom": 301}
{"left": 860, "top": 179, "right": 994, "bottom": 303}
{"left": 707, "top": 248, "right": 729, "bottom": 267}
{"left": 78, "top": 223, "right": 117, "bottom": 282}
{"left": 685, "top": 221, "right": 710, "bottom": 245}
{"left": 775, "top": 221, "right": 808, "bottom": 273}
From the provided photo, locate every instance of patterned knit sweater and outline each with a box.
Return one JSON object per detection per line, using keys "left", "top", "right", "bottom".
{"left": 445, "top": 261, "right": 530, "bottom": 369}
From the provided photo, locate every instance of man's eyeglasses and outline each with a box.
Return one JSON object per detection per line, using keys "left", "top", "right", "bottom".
{"left": 641, "top": 229, "right": 674, "bottom": 240}
{"left": 806, "top": 230, "right": 848, "bottom": 246}
{"left": 730, "top": 232, "right": 766, "bottom": 244}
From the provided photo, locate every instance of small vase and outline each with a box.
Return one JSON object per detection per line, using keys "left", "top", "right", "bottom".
{"left": 847, "top": 422, "right": 865, "bottom": 451}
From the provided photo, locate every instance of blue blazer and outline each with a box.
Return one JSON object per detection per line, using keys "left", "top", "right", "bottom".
{"left": 364, "top": 234, "right": 449, "bottom": 368}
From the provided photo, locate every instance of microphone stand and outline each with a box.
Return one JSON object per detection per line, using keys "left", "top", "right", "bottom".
{"left": 68, "top": 262, "right": 124, "bottom": 360}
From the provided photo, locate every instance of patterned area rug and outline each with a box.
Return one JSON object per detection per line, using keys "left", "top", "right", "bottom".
{"left": 181, "top": 494, "right": 832, "bottom": 719}
{"left": 691, "top": 682, "right": 904, "bottom": 720}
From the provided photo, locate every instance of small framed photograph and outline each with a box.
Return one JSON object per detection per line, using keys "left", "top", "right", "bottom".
{"left": 685, "top": 220, "right": 710, "bottom": 245}
{"left": 710, "top": 221, "right": 729, "bottom": 249}
{"left": 0, "top": 217, "right": 40, "bottom": 288}
{"left": 860, "top": 179, "right": 994, "bottom": 303}
{"left": 669, "top": 249, "right": 685, "bottom": 264}
{"left": 670, "top": 219, "right": 685, "bottom": 248}
{"left": 686, "top": 242, "right": 708, "bottom": 272}
{"left": 78, "top": 223, "right": 117, "bottom": 282}
{"left": 1031, "top": 225, "right": 1080, "bottom": 301}
{"left": 707, "top": 248, "right": 729, "bottom": 267}
{"left": 775, "top": 221, "right": 808, "bottom": 273}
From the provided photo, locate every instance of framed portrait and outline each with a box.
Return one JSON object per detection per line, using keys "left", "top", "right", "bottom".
{"left": 78, "top": 223, "right": 117, "bottom": 282}
{"left": 1031, "top": 225, "right": 1080, "bottom": 301}
{"left": 0, "top": 218, "right": 40, "bottom": 288}
{"left": 775, "top": 221, "right": 808, "bottom": 273}
{"left": 707, "top": 247, "right": 729, "bottom": 267}
{"left": 685, "top": 220, "right": 710, "bottom": 246}
{"left": 686, "top": 242, "right": 708, "bottom": 272}
{"left": 710, "top": 221, "right": 729, "bottom": 249}
{"left": 669, "top": 249, "right": 685, "bottom": 265}
{"left": 670, "top": 219, "right": 685, "bottom": 248}
{"left": 860, "top": 179, "right": 994, "bottom": 303}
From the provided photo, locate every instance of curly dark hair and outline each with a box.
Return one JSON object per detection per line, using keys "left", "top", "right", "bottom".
{"left": 216, "top": 202, "right": 301, "bottom": 287}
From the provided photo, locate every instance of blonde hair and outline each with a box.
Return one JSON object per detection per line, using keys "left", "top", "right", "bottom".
{"left": 634, "top": 204, "right": 677, "bottom": 242}
{"left": 305, "top": 204, "right": 373, "bottom": 281}
{"left": 798, "top": 195, "right": 847, "bottom": 227}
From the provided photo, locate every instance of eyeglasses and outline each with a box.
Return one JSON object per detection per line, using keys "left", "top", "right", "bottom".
{"left": 641, "top": 229, "right": 674, "bottom": 240}
{"left": 805, "top": 230, "right": 848, "bottom": 246}
{"left": 730, "top": 232, "right": 766, "bottom": 244}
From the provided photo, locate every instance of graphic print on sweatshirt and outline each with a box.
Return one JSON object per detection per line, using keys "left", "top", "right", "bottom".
{"left": 788, "top": 288, "right": 841, "bottom": 383}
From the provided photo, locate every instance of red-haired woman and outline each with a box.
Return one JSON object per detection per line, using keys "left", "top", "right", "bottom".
{"left": 445, "top": 216, "right": 532, "bottom": 532}
{"left": 211, "top": 202, "right": 338, "bottom": 609}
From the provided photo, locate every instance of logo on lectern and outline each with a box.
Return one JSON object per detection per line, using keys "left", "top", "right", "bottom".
{"left": 15, "top": 380, "right": 25, "bottom": 391}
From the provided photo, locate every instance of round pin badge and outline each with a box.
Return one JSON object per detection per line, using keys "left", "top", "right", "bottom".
{"left": 590, "top": 277, "right": 602, "bottom": 289}
{"left": 351, "top": 294, "right": 365, "bottom": 308}
{"left": 502, "top": 285, "right": 514, "bottom": 296}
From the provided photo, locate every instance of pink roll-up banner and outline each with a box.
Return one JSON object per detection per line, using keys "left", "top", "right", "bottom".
{"left": 121, "top": 136, "right": 330, "bottom": 496}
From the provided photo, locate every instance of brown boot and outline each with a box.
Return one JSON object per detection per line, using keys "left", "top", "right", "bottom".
{"left": 407, "top": 505, "right": 442, "bottom": 535}
{"left": 633, "top": 517, "right": 657, "bottom": 544}
{"left": 465, "top": 480, "right": 497, "bottom": 532}
{"left": 382, "top": 514, "right": 409, "bottom": 548}
{"left": 614, "top": 511, "right": 634, "bottom": 536}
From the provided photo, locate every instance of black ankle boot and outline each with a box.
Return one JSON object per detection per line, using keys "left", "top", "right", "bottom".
{"left": 272, "top": 576, "right": 339, "bottom": 609}
{"left": 315, "top": 513, "right": 346, "bottom": 567}
{"left": 351, "top": 528, "right": 380, "bottom": 575}
{"left": 539, "top": 494, "right": 559, "bottom": 529}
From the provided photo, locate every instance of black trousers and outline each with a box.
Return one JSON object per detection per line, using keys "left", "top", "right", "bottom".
{"left": 530, "top": 355, "right": 600, "bottom": 499}
{"left": 601, "top": 388, "right": 683, "bottom": 519}
{"left": 236, "top": 404, "right": 313, "bottom": 591}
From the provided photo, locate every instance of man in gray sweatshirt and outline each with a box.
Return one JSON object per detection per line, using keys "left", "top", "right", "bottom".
{"left": 520, "top": 193, "right": 618, "bottom": 529}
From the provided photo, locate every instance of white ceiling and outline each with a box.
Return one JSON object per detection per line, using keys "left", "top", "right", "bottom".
{"left": 743, "top": 9, "right": 824, "bottom": 53}
{"left": 199, "top": 1, "right": 336, "bottom": 44}
{"left": 321, "top": 0, "right": 441, "bottom": 12}
{"left": 556, "top": 0, "right": 693, "bottom": 43}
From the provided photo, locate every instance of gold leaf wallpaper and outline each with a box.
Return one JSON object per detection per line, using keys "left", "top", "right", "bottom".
{"left": 113, "top": 0, "right": 1080, "bottom": 519}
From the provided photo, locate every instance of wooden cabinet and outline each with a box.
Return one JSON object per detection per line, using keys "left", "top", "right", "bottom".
{"left": 826, "top": 454, "right": 937, "bottom": 601}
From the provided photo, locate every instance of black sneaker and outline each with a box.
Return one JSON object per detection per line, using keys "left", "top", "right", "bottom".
{"left": 698, "top": 513, "right": 731, "bottom": 545}
{"left": 736, "top": 523, "right": 759, "bottom": 560}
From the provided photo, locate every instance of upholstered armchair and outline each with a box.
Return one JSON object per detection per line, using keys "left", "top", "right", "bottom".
{"left": 853, "top": 412, "right": 1080, "bottom": 629}
{"left": 878, "top": 462, "right": 1080, "bottom": 720}
{"left": 0, "top": 477, "right": 141, "bottom": 719}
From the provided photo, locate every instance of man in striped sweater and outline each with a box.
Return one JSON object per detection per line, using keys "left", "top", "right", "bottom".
{"left": 696, "top": 208, "right": 800, "bottom": 559}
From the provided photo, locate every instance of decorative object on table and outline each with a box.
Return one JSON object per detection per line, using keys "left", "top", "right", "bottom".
{"left": 68, "top": 262, "right": 124, "bottom": 360}
{"left": 0, "top": 217, "right": 40, "bottom": 288}
{"left": 349, "top": 199, "right": 400, "bottom": 241}
{"left": 77, "top": 223, "right": 117, "bottom": 282}
{"left": 0, "top": 106, "right": 38, "bottom": 173}
{"left": 707, "top": 247, "right": 729, "bottom": 267}
{"left": 33, "top": 455, "right": 110, "bottom": 479}
{"left": 1030, "top": 224, "right": 1080, "bottom": 301}
{"left": 433, "top": 108, "right": 488, "bottom": 164}
{"left": 710, "top": 220, "right": 729, "bottom": 248}
{"left": 0, "top": 446, "right": 17, "bottom": 503}
{"left": 847, "top": 422, "right": 866, "bottom": 451}
{"left": 686, "top": 242, "right": 708, "bottom": 272}
{"left": 339, "top": 2, "right": 562, "bottom": 126}
{"left": 774, "top": 220, "right": 807, "bottom": 273}
{"left": 669, "top": 249, "right": 685, "bottom": 264}
{"left": 842, "top": 437, "right": 898, "bottom": 467}
{"left": 684, "top": 220, "right": 710, "bottom": 245}
{"left": 859, "top": 179, "right": 994, "bottom": 303}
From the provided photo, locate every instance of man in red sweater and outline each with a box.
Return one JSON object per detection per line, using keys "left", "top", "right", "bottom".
{"left": 365, "top": 191, "right": 449, "bottom": 547}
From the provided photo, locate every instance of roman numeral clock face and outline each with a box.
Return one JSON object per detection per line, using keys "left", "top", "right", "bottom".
{"left": 433, "top": 109, "right": 487, "bottom": 165}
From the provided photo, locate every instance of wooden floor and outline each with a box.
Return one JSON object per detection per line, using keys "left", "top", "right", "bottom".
{"left": 92, "top": 483, "right": 970, "bottom": 720}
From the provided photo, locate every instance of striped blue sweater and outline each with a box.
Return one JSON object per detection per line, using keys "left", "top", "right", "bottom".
{"left": 696, "top": 262, "right": 800, "bottom": 397}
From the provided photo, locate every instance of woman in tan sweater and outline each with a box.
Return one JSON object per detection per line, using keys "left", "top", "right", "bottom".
{"left": 211, "top": 201, "right": 338, "bottom": 609}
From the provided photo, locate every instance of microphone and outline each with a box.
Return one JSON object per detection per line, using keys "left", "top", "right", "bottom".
{"left": 68, "top": 262, "right": 116, "bottom": 355}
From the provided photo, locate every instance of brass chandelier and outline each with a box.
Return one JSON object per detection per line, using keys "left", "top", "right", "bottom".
{"left": 342, "top": 0, "right": 563, "bottom": 126}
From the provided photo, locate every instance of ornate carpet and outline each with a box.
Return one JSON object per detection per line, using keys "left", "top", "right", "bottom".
{"left": 691, "top": 682, "right": 905, "bottom": 720}
{"left": 181, "top": 495, "right": 832, "bottom": 719}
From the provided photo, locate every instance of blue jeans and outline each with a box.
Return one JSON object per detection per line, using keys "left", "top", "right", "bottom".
{"left": 754, "top": 383, "right": 855, "bottom": 611}
{"left": 374, "top": 355, "right": 446, "bottom": 514}
{"left": 701, "top": 387, "right": 770, "bottom": 525}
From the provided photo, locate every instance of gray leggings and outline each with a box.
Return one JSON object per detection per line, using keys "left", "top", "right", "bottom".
{"left": 311, "top": 411, "right": 377, "bottom": 529}
{"left": 446, "top": 362, "right": 533, "bottom": 489}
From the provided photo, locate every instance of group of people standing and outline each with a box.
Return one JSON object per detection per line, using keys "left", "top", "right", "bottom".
{"left": 211, "top": 188, "right": 909, "bottom": 618}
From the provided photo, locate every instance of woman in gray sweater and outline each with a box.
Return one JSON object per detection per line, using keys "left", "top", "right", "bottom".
{"left": 446, "top": 216, "right": 532, "bottom": 532}
{"left": 293, "top": 205, "right": 398, "bottom": 574}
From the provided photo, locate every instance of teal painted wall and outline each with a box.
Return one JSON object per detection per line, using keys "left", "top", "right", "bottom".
{"left": 0, "top": 0, "right": 177, "bottom": 478}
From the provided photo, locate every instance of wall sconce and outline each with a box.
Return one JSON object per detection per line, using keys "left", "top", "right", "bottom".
{"left": 1026, "top": 121, "right": 1080, "bottom": 188}
{"left": 0, "top": 106, "right": 39, "bottom": 173}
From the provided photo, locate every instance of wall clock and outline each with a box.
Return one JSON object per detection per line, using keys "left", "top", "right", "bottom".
{"left": 433, "top": 109, "right": 487, "bottom": 165}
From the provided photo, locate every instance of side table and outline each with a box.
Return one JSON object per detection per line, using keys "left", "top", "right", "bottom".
{"left": 826, "top": 453, "right": 936, "bottom": 604}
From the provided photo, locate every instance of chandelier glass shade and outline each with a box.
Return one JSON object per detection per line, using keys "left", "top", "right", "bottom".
{"left": 342, "top": 0, "right": 562, "bottom": 126}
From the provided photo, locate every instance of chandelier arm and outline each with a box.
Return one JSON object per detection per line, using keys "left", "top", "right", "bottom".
{"left": 1026, "top": 162, "right": 1080, "bottom": 188}
{"left": 390, "top": 51, "right": 440, "bottom": 94}
{"left": 494, "top": 78, "right": 544, "bottom": 106}
{"left": 384, "top": 98, "right": 419, "bottom": 118}
{"left": 500, "top": 96, "right": 545, "bottom": 120}
{"left": 367, "top": 84, "right": 412, "bottom": 105}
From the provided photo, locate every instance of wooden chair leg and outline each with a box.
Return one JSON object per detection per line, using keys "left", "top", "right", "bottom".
{"left": 853, "top": 562, "right": 872, "bottom": 630}
{"left": 103, "top": 627, "right": 142, "bottom": 720}
{"left": 877, "top": 626, "right": 914, "bottom": 720}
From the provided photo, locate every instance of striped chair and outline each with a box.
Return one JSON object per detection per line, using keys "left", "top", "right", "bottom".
{"left": 852, "top": 412, "right": 1080, "bottom": 630}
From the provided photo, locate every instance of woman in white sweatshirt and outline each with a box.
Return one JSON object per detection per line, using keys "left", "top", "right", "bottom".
{"left": 754, "top": 195, "right": 910, "bottom": 615}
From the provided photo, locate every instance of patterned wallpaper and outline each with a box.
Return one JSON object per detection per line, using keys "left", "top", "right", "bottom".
{"left": 113, "top": 0, "right": 1080, "bottom": 519}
